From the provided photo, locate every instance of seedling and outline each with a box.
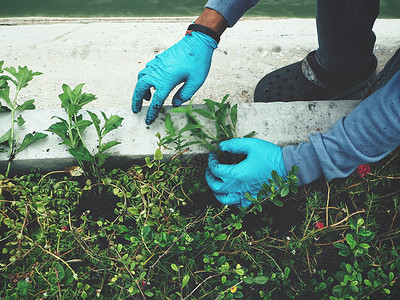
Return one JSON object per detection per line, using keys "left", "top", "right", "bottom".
{"left": 162, "top": 95, "right": 255, "bottom": 163}
{"left": 0, "top": 61, "right": 47, "bottom": 177}
{"left": 47, "top": 83, "right": 123, "bottom": 181}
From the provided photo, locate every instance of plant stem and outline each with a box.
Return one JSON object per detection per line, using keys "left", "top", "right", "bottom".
{"left": 5, "top": 89, "right": 19, "bottom": 177}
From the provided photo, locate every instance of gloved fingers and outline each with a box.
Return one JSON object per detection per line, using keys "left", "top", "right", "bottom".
{"left": 207, "top": 152, "right": 235, "bottom": 181}
{"left": 145, "top": 88, "right": 170, "bottom": 125}
{"left": 219, "top": 138, "right": 251, "bottom": 155}
{"left": 172, "top": 78, "right": 203, "bottom": 107}
{"left": 132, "top": 76, "right": 153, "bottom": 114}
{"left": 205, "top": 167, "right": 227, "bottom": 194}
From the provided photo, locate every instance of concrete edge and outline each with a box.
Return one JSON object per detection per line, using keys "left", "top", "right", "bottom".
{"left": 0, "top": 16, "right": 285, "bottom": 26}
{"left": 0, "top": 101, "right": 361, "bottom": 174}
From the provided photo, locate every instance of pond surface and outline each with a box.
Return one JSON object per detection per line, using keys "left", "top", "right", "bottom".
{"left": 1, "top": 0, "right": 399, "bottom": 18}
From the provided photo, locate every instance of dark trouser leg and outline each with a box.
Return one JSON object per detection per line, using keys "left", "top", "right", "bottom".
{"left": 315, "top": 0, "right": 380, "bottom": 76}
{"left": 254, "top": 0, "right": 380, "bottom": 102}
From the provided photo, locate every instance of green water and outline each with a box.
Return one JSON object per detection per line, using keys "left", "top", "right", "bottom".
{"left": 1, "top": 0, "right": 399, "bottom": 18}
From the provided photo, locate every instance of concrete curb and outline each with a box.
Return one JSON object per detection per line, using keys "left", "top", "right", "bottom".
{"left": 0, "top": 17, "right": 398, "bottom": 174}
{"left": 0, "top": 101, "right": 361, "bottom": 173}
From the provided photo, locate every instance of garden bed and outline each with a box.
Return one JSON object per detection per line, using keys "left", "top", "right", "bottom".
{"left": 1, "top": 148, "right": 400, "bottom": 299}
{"left": 1, "top": 61, "right": 400, "bottom": 299}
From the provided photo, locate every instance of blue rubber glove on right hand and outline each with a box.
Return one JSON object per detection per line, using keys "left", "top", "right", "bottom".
{"left": 205, "top": 138, "right": 287, "bottom": 207}
{"left": 132, "top": 31, "right": 217, "bottom": 125}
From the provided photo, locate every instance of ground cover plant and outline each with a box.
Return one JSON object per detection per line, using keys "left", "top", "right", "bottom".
{"left": 0, "top": 68, "right": 400, "bottom": 299}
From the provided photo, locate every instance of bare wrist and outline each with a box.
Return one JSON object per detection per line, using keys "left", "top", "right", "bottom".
{"left": 194, "top": 8, "right": 228, "bottom": 36}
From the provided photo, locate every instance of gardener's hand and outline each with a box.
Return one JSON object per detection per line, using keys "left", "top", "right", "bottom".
{"left": 205, "top": 138, "right": 287, "bottom": 207}
{"left": 131, "top": 31, "right": 217, "bottom": 125}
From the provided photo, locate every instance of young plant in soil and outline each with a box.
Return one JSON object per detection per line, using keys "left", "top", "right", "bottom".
{"left": 47, "top": 83, "right": 123, "bottom": 183}
{"left": 0, "top": 61, "right": 47, "bottom": 177}
{"left": 161, "top": 95, "right": 255, "bottom": 163}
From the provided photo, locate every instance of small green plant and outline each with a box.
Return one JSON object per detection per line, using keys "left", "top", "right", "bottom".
{"left": 47, "top": 83, "right": 123, "bottom": 181}
{"left": 334, "top": 217, "right": 375, "bottom": 258}
{"left": 0, "top": 61, "right": 47, "bottom": 177}
{"left": 162, "top": 95, "right": 255, "bottom": 155}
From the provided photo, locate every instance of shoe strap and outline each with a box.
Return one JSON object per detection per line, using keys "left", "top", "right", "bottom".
{"left": 301, "top": 56, "right": 327, "bottom": 88}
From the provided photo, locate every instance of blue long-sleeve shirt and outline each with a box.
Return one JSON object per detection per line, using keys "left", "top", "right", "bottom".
{"left": 283, "top": 71, "right": 400, "bottom": 185}
{"left": 205, "top": 1, "right": 400, "bottom": 185}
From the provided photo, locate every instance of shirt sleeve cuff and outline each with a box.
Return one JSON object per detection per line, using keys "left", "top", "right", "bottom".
{"left": 205, "top": 0, "right": 259, "bottom": 27}
{"left": 282, "top": 141, "right": 323, "bottom": 186}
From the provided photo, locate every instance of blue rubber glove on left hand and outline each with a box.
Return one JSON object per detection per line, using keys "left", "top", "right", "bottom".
{"left": 132, "top": 31, "right": 217, "bottom": 125}
{"left": 205, "top": 138, "right": 287, "bottom": 207}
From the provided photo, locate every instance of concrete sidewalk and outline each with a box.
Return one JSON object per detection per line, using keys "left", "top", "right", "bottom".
{"left": 0, "top": 18, "right": 399, "bottom": 172}
{"left": 0, "top": 17, "right": 399, "bottom": 109}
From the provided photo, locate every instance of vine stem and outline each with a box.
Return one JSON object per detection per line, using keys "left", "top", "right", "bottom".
{"left": 26, "top": 236, "right": 78, "bottom": 280}
{"left": 326, "top": 181, "right": 331, "bottom": 226}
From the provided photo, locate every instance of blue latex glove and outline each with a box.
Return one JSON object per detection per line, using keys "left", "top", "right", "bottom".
{"left": 205, "top": 138, "right": 287, "bottom": 207}
{"left": 132, "top": 31, "right": 217, "bottom": 125}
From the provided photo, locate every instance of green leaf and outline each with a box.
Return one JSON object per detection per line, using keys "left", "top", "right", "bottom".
{"left": 53, "top": 262, "right": 65, "bottom": 280}
{"left": 271, "top": 170, "right": 282, "bottom": 186}
{"left": 243, "top": 130, "right": 256, "bottom": 138}
{"left": 203, "top": 99, "right": 215, "bottom": 115}
{"left": 164, "top": 113, "right": 176, "bottom": 135}
{"left": 71, "top": 120, "right": 93, "bottom": 132}
{"left": 100, "top": 141, "right": 120, "bottom": 153}
{"left": 346, "top": 263, "right": 352, "bottom": 274}
{"left": 16, "top": 99, "right": 35, "bottom": 111}
{"left": 280, "top": 185, "right": 290, "bottom": 197}
{"left": 171, "top": 106, "right": 190, "bottom": 114}
{"left": 17, "top": 280, "right": 32, "bottom": 296}
{"left": 243, "top": 276, "right": 254, "bottom": 284}
{"left": 69, "top": 146, "right": 93, "bottom": 162}
{"left": 144, "top": 291, "right": 154, "bottom": 297}
{"left": 5, "top": 66, "right": 42, "bottom": 90}
{"left": 334, "top": 243, "right": 350, "bottom": 250}
{"left": 244, "top": 193, "right": 255, "bottom": 203}
{"left": 316, "top": 282, "right": 326, "bottom": 291}
{"left": 154, "top": 148, "right": 163, "bottom": 160}
{"left": 215, "top": 234, "right": 227, "bottom": 241}
{"left": 236, "top": 268, "right": 245, "bottom": 276}
{"left": 87, "top": 110, "right": 101, "bottom": 135}
{"left": 0, "top": 86, "right": 12, "bottom": 108}
{"left": 254, "top": 276, "right": 268, "bottom": 284}
{"left": 16, "top": 116, "right": 25, "bottom": 127}
{"left": 284, "top": 267, "right": 290, "bottom": 278}
{"left": 182, "top": 274, "right": 190, "bottom": 288}
{"left": 193, "top": 108, "right": 214, "bottom": 119}
{"left": 230, "top": 103, "right": 238, "bottom": 129}
{"left": 0, "top": 129, "right": 11, "bottom": 144}
{"left": 47, "top": 121, "right": 68, "bottom": 142}
{"left": 16, "top": 132, "right": 47, "bottom": 153}
{"left": 338, "top": 249, "right": 352, "bottom": 257}
{"left": 171, "top": 264, "right": 179, "bottom": 272}
{"left": 358, "top": 243, "right": 370, "bottom": 249}
{"left": 63, "top": 268, "right": 75, "bottom": 285}
{"left": 270, "top": 197, "right": 283, "bottom": 207}
{"left": 221, "top": 94, "right": 230, "bottom": 103}
{"left": 234, "top": 291, "right": 243, "bottom": 298}
{"left": 346, "top": 233, "right": 357, "bottom": 250}
{"left": 364, "top": 279, "right": 372, "bottom": 287}
{"left": 103, "top": 114, "right": 123, "bottom": 135}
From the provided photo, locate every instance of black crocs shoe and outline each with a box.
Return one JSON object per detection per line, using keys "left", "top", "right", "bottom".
{"left": 254, "top": 50, "right": 377, "bottom": 102}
